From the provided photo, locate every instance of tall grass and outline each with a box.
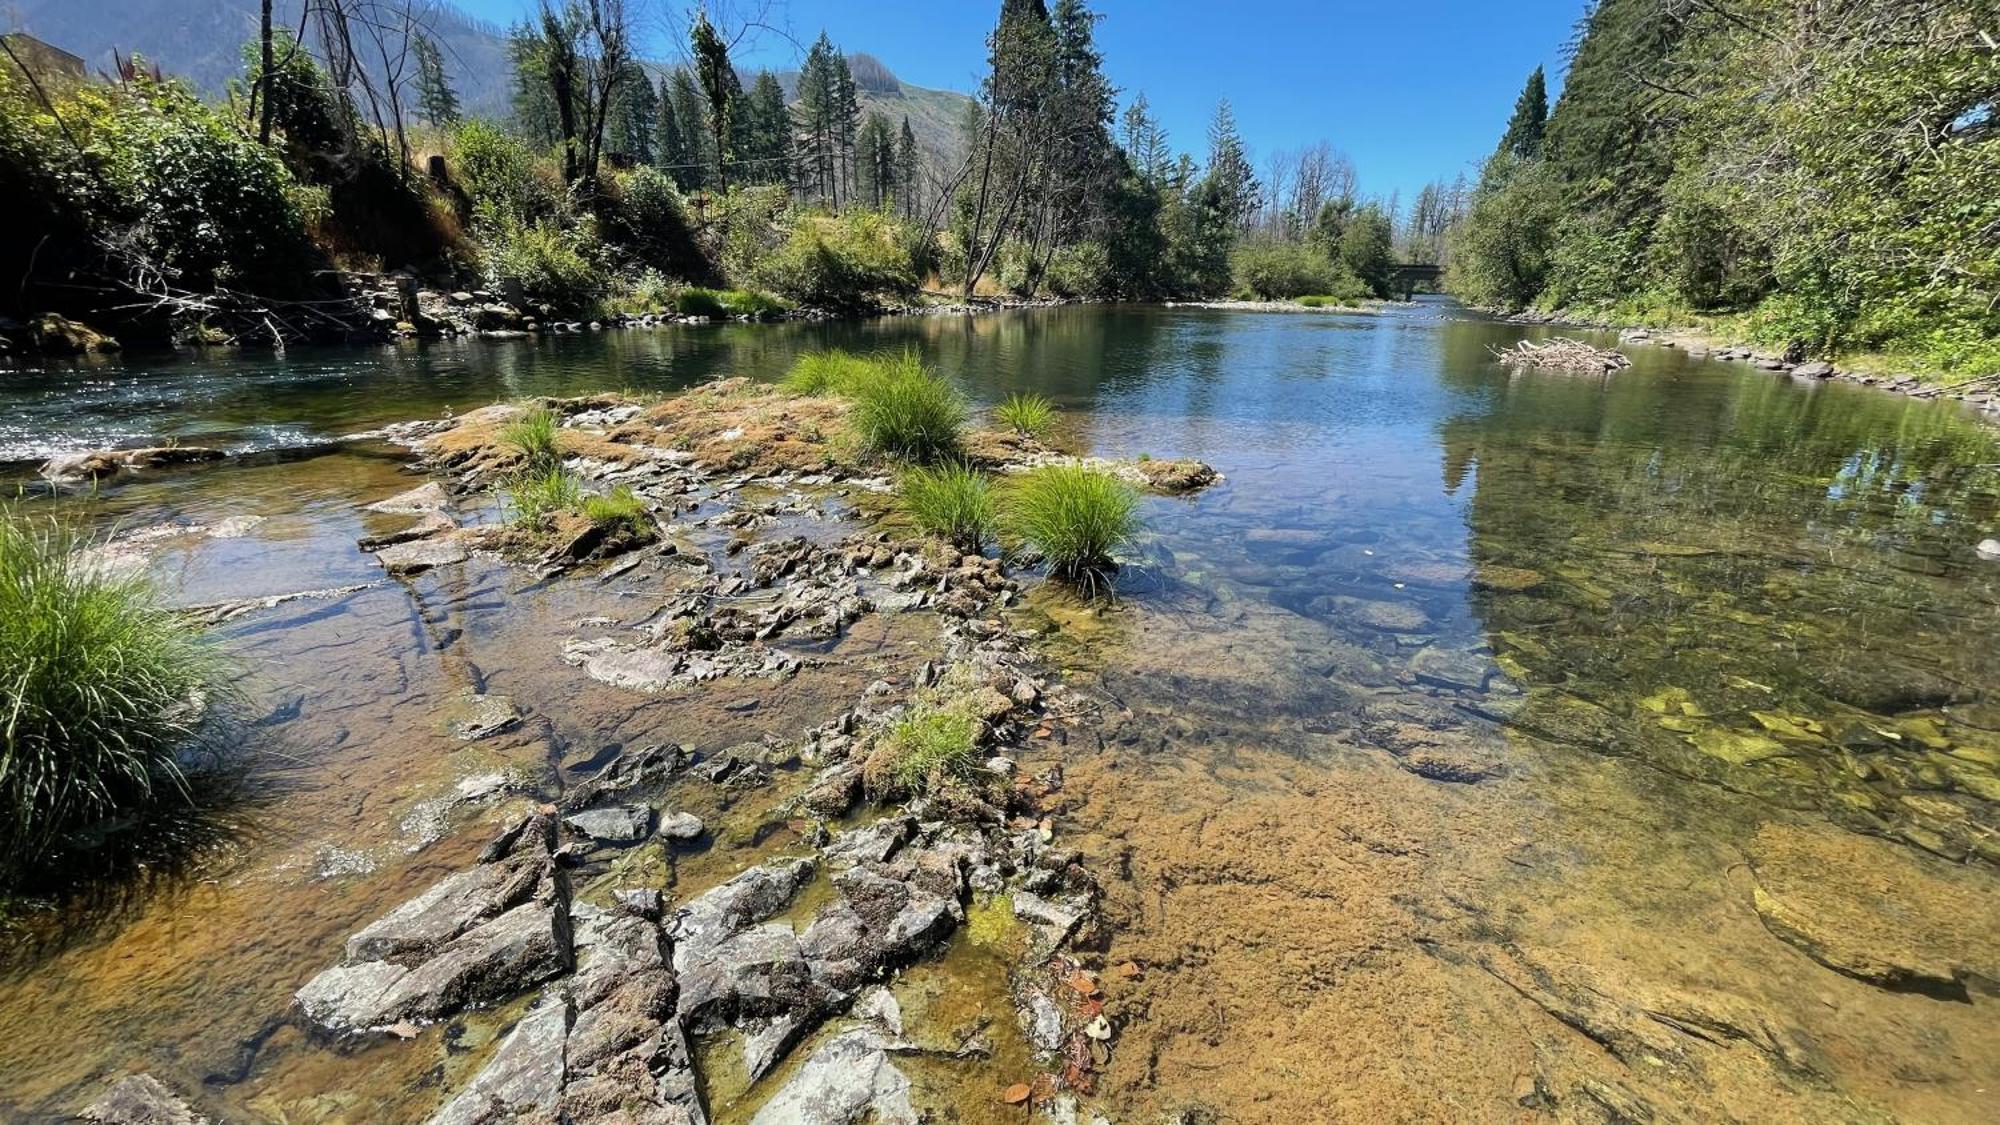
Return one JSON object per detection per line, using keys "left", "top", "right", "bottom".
{"left": 502, "top": 406, "right": 562, "bottom": 474}
{"left": 879, "top": 702, "right": 982, "bottom": 792}
{"left": 994, "top": 392, "right": 1058, "bottom": 439}
{"left": 580, "top": 485, "right": 650, "bottom": 535}
{"left": 507, "top": 466, "right": 581, "bottom": 525}
{"left": 0, "top": 513, "right": 231, "bottom": 890}
{"left": 900, "top": 463, "right": 996, "bottom": 551}
{"left": 1004, "top": 465, "right": 1140, "bottom": 584}
{"left": 782, "top": 348, "right": 877, "bottom": 396}
{"left": 847, "top": 351, "right": 965, "bottom": 461}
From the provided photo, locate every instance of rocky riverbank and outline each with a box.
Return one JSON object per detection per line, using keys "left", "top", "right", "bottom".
{"left": 58, "top": 379, "right": 1213, "bottom": 1122}
{"left": 1503, "top": 310, "right": 2000, "bottom": 417}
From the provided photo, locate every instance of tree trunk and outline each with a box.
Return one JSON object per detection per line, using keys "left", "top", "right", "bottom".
{"left": 257, "top": 0, "right": 275, "bottom": 145}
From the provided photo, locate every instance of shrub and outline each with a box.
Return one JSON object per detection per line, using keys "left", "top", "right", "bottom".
{"left": 721, "top": 289, "right": 788, "bottom": 318}
{"left": 1296, "top": 294, "right": 1351, "bottom": 308}
{"left": 581, "top": 486, "right": 650, "bottom": 535}
{"left": 503, "top": 406, "right": 562, "bottom": 473}
{"left": 673, "top": 287, "right": 728, "bottom": 318}
{"left": 1045, "top": 241, "right": 1111, "bottom": 297}
{"left": 606, "top": 268, "right": 675, "bottom": 315}
{"left": 451, "top": 118, "right": 559, "bottom": 227}
{"left": 1004, "top": 465, "right": 1140, "bottom": 584}
{"left": 1230, "top": 239, "right": 1337, "bottom": 299}
{"left": 754, "top": 210, "right": 919, "bottom": 312}
{"left": 507, "top": 466, "right": 580, "bottom": 525}
{"left": 847, "top": 352, "right": 966, "bottom": 461}
{"left": 0, "top": 512, "right": 231, "bottom": 890}
{"left": 598, "top": 165, "right": 705, "bottom": 279}
{"left": 994, "top": 392, "right": 1058, "bottom": 439}
{"left": 878, "top": 703, "right": 982, "bottom": 792}
{"left": 489, "top": 219, "right": 606, "bottom": 312}
{"left": 900, "top": 463, "right": 996, "bottom": 551}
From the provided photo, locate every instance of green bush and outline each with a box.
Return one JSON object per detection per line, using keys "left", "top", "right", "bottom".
{"left": 994, "top": 392, "right": 1058, "bottom": 439}
{"left": 0, "top": 512, "right": 231, "bottom": 890}
{"left": 1230, "top": 239, "right": 1337, "bottom": 300}
{"left": 507, "top": 466, "right": 580, "bottom": 525}
{"left": 754, "top": 210, "right": 919, "bottom": 312}
{"left": 1004, "top": 465, "right": 1140, "bottom": 583}
{"left": 489, "top": 219, "right": 606, "bottom": 312}
{"left": 452, "top": 118, "right": 559, "bottom": 227}
{"left": 1296, "top": 294, "right": 1351, "bottom": 308}
{"left": 1045, "top": 241, "right": 1111, "bottom": 298}
{"left": 673, "top": 287, "right": 728, "bottom": 318}
{"left": 599, "top": 165, "right": 704, "bottom": 277}
{"left": 503, "top": 405, "right": 562, "bottom": 473}
{"left": 879, "top": 703, "right": 982, "bottom": 792}
{"left": 721, "top": 289, "right": 788, "bottom": 318}
{"left": 846, "top": 352, "right": 966, "bottom": 461}
{"left": 900, "top": 462, "right": 996, "bottom": 550}
{"left": 581, "top": 486, "right": 650, "bottom": 535}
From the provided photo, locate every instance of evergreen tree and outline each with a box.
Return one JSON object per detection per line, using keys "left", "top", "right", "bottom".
{"left": 1122, "top": 94, "right": 1169, "bottom": 184}
{"left": 690, "top": 11, "right": 739, "bottom": 192}
{"left": 656, "top": 75, "right": 695, "bottom": 186}
{"left": 1203, "top": 100, "right": 1258, "bottom": 230}
{"left": 795, "top": 32, "right": 841, "bottom": 205}
{"left": 831, "top": 50, "right": 862, "bottom": 204}
{"left": 414, "top": 34, "right": 459, "bottom": 126}
{"left": 508, "top": 21, "right": 560, "bottom": 148}
{"left": 895, "top": 116, "right": 920, "bottom": 217}
{"left": 855, "top": 111, "right": 897, "bottom": 210}
{"left": 738, "top": 71, "right": 791, "bottom": 187}
{"left": 1496, "top": 66, "right": 1548, "bottom": 160}
{"left": 609, "top": 62, "right": 656, "bottom": 165}
{"left": 668, "top": 69, "right": 712, "bottom": 190}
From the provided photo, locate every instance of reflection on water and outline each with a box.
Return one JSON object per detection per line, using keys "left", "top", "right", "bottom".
{"left": 2, "top": 302, "right": 1997, "bottom": 1121}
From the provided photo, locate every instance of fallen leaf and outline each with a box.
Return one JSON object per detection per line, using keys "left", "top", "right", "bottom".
{"left": 1001, "top": 1083, "right": 1032, "bottom": 1105}
{"left": 1033, "top": 725, "right": 1053, "bottom": 738}
{"left": 386, "top": 1020, "right": 422, "bottom": 1040}
{"left": 1078, "top": 998, "right": 1104, "bottom": 1018}
{"left": 1065, "top": 971, "right": 1100, "bottom": 997}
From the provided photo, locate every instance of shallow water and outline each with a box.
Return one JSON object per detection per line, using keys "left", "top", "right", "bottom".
{"left": 2, "top": 301, "right": 1997, "bottom": 1121}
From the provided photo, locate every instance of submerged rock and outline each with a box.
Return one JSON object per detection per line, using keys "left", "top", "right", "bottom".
{"left": 748, "top": 1027, "right": 917, "bottom": 1125}
{"left": 79, "top": 1074, "right": 207, "bottom": 1125}
{"left": 426, "top": 999, "right": 570, "bottom": 1125}
{"left": 41, "top": 446, "right": 226, "bottom": 483}
{"left": 565, "top": 805, "right": 653, "bottom": 844}
{"left": 375, "top": 535, "right": 471, "bottom": 576}
{"left": 365, "top": 481, "right": 453, "bottom": 513}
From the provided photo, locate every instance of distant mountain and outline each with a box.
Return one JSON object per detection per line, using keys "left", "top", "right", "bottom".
{"left": 3, "top": 0, "right": 970, "bottom": 171}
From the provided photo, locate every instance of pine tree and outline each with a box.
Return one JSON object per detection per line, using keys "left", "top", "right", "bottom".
{"left": 668, "top": 69, "right": 712, "bottom": 190}
{"left": 414, "top": 34, "right": 460, "bottom": 126}
{"left": 610, "top": 62, "right": 656, "bottom": 165}
{"left": 1496, "top": 66, "right": 1548, "bottom": 159}
{"left": 690, "top": 11, "right": 739, "bottom": 192}
{"left": 831, "top": 50, "right": 861, "bottom": 205}
{"left": 656, "top": 76, "right": 694, "bottom": 185}
{"left": 795, "top": 33, "right": 840, "bottom": 205}
{"left": 1122, "top": 94, "right": 1169, "bottom": 184}
{"left": 895, "top": 116, "right": 920, "bottom": 217}
{"left": 508, "top": 22, "right": 559, "bottom": 147}
{"left": 738, "top": 71, "right": 791, "bottom": 187}
{"left": 1203, "top": 100, "right": 1258, "bottom": 230}
{"left": 855, "top": 111, "right": 897, "bottom": 209}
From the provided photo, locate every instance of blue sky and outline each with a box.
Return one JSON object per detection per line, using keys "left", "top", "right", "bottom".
{"left": 457, "top": 0, "right": 1584, "bottom": 204}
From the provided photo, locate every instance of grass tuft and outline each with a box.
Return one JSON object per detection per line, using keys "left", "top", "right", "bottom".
{"left": 847, "top": 351, "right": 965, "bottom": 462}
{"left": 994, "top": 392, "right": 1058, "bottom": 439}
{"left": 0, "top": 511, "right": 232, "bottom": 891}
{"left": 879, "top": 703, "right": 983, "bottom": 792}
{"left": 782, "top": 349, "right": 877, "bottom": 396}
{"left": 580, "top": 485, "right": 650, "bottom": 535}
{"left": 900, "top": 462, "right": 996, "bottom": 551}
{"left": 507, "top": 466, "right": 581, "bottom": 526}
{"left": 1004, "top": 465, "right": 1140, "bottom": 585}
{"left": 502, "top": 406, "right": 562, "bottom": 475}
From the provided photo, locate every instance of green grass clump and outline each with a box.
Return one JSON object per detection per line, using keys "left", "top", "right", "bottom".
{"left": 0, "top": 513, "right": 230, "bottom": 890}
{"left": 720, "top": 289, "right": 788, "bottom": 318}
{"left": 1297, "top": 294, "right": 1354, "bottom": 308}
{"left": 673, "top": 287, "right": 729, "bottom": 317}
{"left": 502, "top": 406, "right": 562, "bottom": 474}
{"left": 994, "top": 392, "right": 1058, "bottom": 439}
{"left": 880, "top": 703, "right": 983, "bottom": 792}
{"left": 782, "top": 349, "right": 877, "bottom": 396}
{"left": 507, "top": 466, "right": 581, "bottom": 526}
{"left": 847, "top": 351, "right": 966, "bottom": 462}
{"left": 900, "top": 463, "right": 996, "bottom": 551}
{"left": 1004, "top": 465, "right": 1140, "bottom": 583}
{"left": 580, "top": 485, "right": 650, "bottom": 535}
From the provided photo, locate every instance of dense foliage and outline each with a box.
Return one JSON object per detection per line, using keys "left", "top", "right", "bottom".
{"left": 1450, "top": 0, "right": 1999, "bottom": 373}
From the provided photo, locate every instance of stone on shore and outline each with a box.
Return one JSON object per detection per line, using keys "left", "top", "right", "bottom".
{"left": 41, "top": 446, "right": 226, "bottom": 483}
{"left": 79, "top": 1074, "right": 207, "bottom": 1125}
{"left": 565, "top": 804, "right": 653, "bottom": 844}
{"left": 748, "top": 1027, "right": 917, "bottom": 1125}
{"left": 365, "top": 481, "right": 453, "bottom": 513}
{"left": 425, "top": 999, "right": 571, "bottom": 1125}
{"left": 375, "top": 535, "right": 471, "bottom": 576}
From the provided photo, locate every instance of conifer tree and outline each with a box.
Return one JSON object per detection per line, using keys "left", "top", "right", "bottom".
{"left": 668, "top": 69, "right": 711, "bottom": 189}
{"left": 414, "top": 34, "right": 460, "bottom": 126}
{"left": 895, "top": 116, "right": 920, "bottom": 217}
{"left": 1496, "top": 66, "right": 1548, "bottom": 160}
{"left": 656, "top": 76, "right": 694, "bottom": 185}
{"left": 1203, "top": 100, "right": 1258, "bottom": 230}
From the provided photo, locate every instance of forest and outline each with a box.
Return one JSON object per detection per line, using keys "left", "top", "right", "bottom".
{"left": 1449, "top": 0, "right": 1999, "bottom": 374}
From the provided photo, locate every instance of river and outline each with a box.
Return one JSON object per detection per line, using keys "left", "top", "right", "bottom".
{"left": 2, "top": 300, "right": 1997, "bottom": 1122}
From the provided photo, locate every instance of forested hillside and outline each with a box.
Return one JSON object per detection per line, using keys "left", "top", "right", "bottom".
{"left": 1450, "top": 0, "right": 1999, "bottom": 374}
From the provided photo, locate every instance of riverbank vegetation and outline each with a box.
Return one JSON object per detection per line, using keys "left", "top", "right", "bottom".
{"left": 1004, "top": 464, "right": 1139, "bottom": 582}
{"left": 0, "top": 512, "right": 233, "bottom": 894}
{"left": 1449, "top": 0, "right": 1998, "bottom": 376}
{"left": 1, "top": 0, "right": 1436, "bottom": 348}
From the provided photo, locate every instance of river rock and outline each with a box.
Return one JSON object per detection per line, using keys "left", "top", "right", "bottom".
{"left": 1135, "top": 458, "right": 1219, "bottom": 494}
{"left": 565, "top": 804, "right": 653, "bottom": 844}
{"left": 1472, "top": 566, "right": 1546, "bottom": 593}
{"left": 1407, "top": 645, "right": 1495, "bottom": 692}
{"left": 1977, "top": 538, "right": 2000, "bottom": 561}
{"left": 748, "top": 1027, "right": 917, "bottom": 1125}
{"left": 79, "top": 1074, "right": 207, "bottom": 1125}
{"left": 657, "top": 811, "right": 705, "bottom": 841}
{"left": 375, "top": 535, "right": 470, "bottom": 576}
{"left": 1792, "top": 360, "right": 1835, "bottom": 378}
{"left": 1329, "top": 595, "right": 1432, "bottom": 633}
{"left": 41, "top": 446, "right": 226, "bottom": 482}
{"left": 426, "top": 999, "right": 570, "bottom": 1125}
{"left": 366, "top": 481, "right": 453, "bottom": 514}
{"left": 1747, "top": 822, "right": 2000, "bottom": 999}
{"left": 799, "top": 762, "right": 863, "bottom": 818}
{"left": 343, "top": 851, "right": 548, "bottom": 963}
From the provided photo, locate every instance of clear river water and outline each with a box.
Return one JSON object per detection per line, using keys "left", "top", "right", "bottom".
{"left": 2, "top": 300, "right": 1997, "bottom": 1122}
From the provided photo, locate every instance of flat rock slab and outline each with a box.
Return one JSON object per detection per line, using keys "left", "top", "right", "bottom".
{"left": 426, "top": 999, "right": 570, "bottom": 1125}
{"left": 1330, "top": 595, "right": 1432, "bottom": 633}
{"left": 366, "top": 481, "right": 453, "bottom": 513}
{"left": 375, "top": 535, "right": 471, "bottom": 576}
{"left": 1748, "top": 822, "right": 2000, "bottom": 999}
{"left": 79, "top": 1074, "right": 208, "bottom": 1125}
{"left": 566, "top": 805, "right": 653, "bottom": 844}
{"left": 749, "top": 1027, "right": 917, "bottom": 1125}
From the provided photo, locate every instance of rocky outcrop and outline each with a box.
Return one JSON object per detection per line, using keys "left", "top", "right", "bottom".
{"left": 40, "top": 446, "right": 226, "bottom": 483}
{"left": 748, "top": 1026, "right": 918, "bottom": 1125}
{"left": 296, "top": 814, "right": 572, "bottom": 1035}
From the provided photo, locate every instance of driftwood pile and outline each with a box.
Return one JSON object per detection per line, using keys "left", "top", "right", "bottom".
{"left": 1492, "top": 337, "right": 1632, "bottom": 374}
